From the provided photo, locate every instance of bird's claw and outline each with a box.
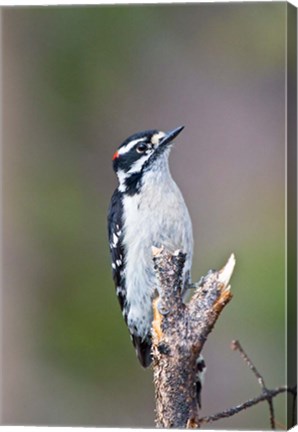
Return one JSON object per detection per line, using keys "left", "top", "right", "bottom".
{"left": 186, "top": 273, "right": 215, "bottom": 290}
{"left": 157, "top": 300, "right": 170, "bottom": 316}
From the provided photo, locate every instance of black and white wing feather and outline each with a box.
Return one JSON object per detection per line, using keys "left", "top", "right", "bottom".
{"left": 108, "top": 189, "right": 127, "bottom": 314}
{"left": 107, "top": 188, "right": 152, "bottom": 368}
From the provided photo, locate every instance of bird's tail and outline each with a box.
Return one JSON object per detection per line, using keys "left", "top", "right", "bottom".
{"left": 131, "top": 334, "right": 152, "bottom": 368}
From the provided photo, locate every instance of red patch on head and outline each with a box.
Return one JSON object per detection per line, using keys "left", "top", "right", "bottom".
{"left": 112, "top": 151, "right": 119, "bottom": 161}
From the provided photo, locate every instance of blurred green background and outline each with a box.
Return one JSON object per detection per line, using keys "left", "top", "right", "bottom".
{"left": 2, "top": 3, "right": 289, "bottom": 429}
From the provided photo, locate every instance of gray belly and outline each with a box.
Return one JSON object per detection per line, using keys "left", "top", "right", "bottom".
{"left": 124, "top": 211, "right": 193, "bottom": 338}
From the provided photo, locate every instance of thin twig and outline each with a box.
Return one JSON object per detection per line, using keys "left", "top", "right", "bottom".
{"left": 199, "top": 341, "right": 297, "bottom": 429}
{"left": 199, "top": 386, "right": 296, "bottom": 425}
{"left": 231, "top": 340, "right": 276, "bottom": 429}
{"left": 231, "top": 340, "right": 266, "bottom": 388}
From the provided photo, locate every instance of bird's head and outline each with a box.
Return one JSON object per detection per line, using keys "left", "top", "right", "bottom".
{"left": 112, "top": 126, "right": 184, "bottom": 194}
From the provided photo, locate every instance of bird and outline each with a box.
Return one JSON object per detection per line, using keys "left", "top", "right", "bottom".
{"left": 107, "top": 126, "right": 205, "bottom": 405}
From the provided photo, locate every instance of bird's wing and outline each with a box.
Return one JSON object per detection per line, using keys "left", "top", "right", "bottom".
{"left": 108, "top": 189, "right": 127, "bottom": 315}
{"left": 108, "top": 189, "right": 152, "bottom": 368}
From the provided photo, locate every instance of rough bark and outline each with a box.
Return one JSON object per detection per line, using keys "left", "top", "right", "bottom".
{"left": 151, "top": 247, "right": 235, "bottom": 428}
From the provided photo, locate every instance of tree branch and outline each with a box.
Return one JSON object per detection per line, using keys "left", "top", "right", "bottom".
{"left": 150, "top": 247, "right": 296, "bottom": 429}
{"left": 151, "top": 247, "right": 235, "bottom": 428}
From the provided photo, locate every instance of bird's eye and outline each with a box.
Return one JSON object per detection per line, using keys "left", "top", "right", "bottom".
{"left": 136, "top": 143, "right": 148, "bottom": 153}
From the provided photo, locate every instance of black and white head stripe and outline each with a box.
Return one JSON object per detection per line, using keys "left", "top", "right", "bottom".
{"left": 112, "top": 127, "right": 184, "bottom": 194}
{"left": 112, "top": 130, "right": 162, "bottom": 167}
{"left": 116, "top": 130, "right": 163, "bottom": 155}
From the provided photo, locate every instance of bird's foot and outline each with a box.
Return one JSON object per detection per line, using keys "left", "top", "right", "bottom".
{"left": 187, "top": 271, "right": 216, "bottom": 290}
{"left": 157, "top": 300, "right": 170, "bottom": 316}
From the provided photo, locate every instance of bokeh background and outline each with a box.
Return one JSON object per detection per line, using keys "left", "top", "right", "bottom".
{"left": 1, "top": 3, "right": 289, "bottom": 429}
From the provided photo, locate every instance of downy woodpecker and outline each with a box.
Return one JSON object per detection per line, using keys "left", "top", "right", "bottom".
{"left": 107, "top": 126, "right": 205, "bottom": 405}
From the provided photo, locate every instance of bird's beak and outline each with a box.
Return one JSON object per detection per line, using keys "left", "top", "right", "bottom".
{"left": 159, "top": 125, "right": 185, "bottom": 148}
